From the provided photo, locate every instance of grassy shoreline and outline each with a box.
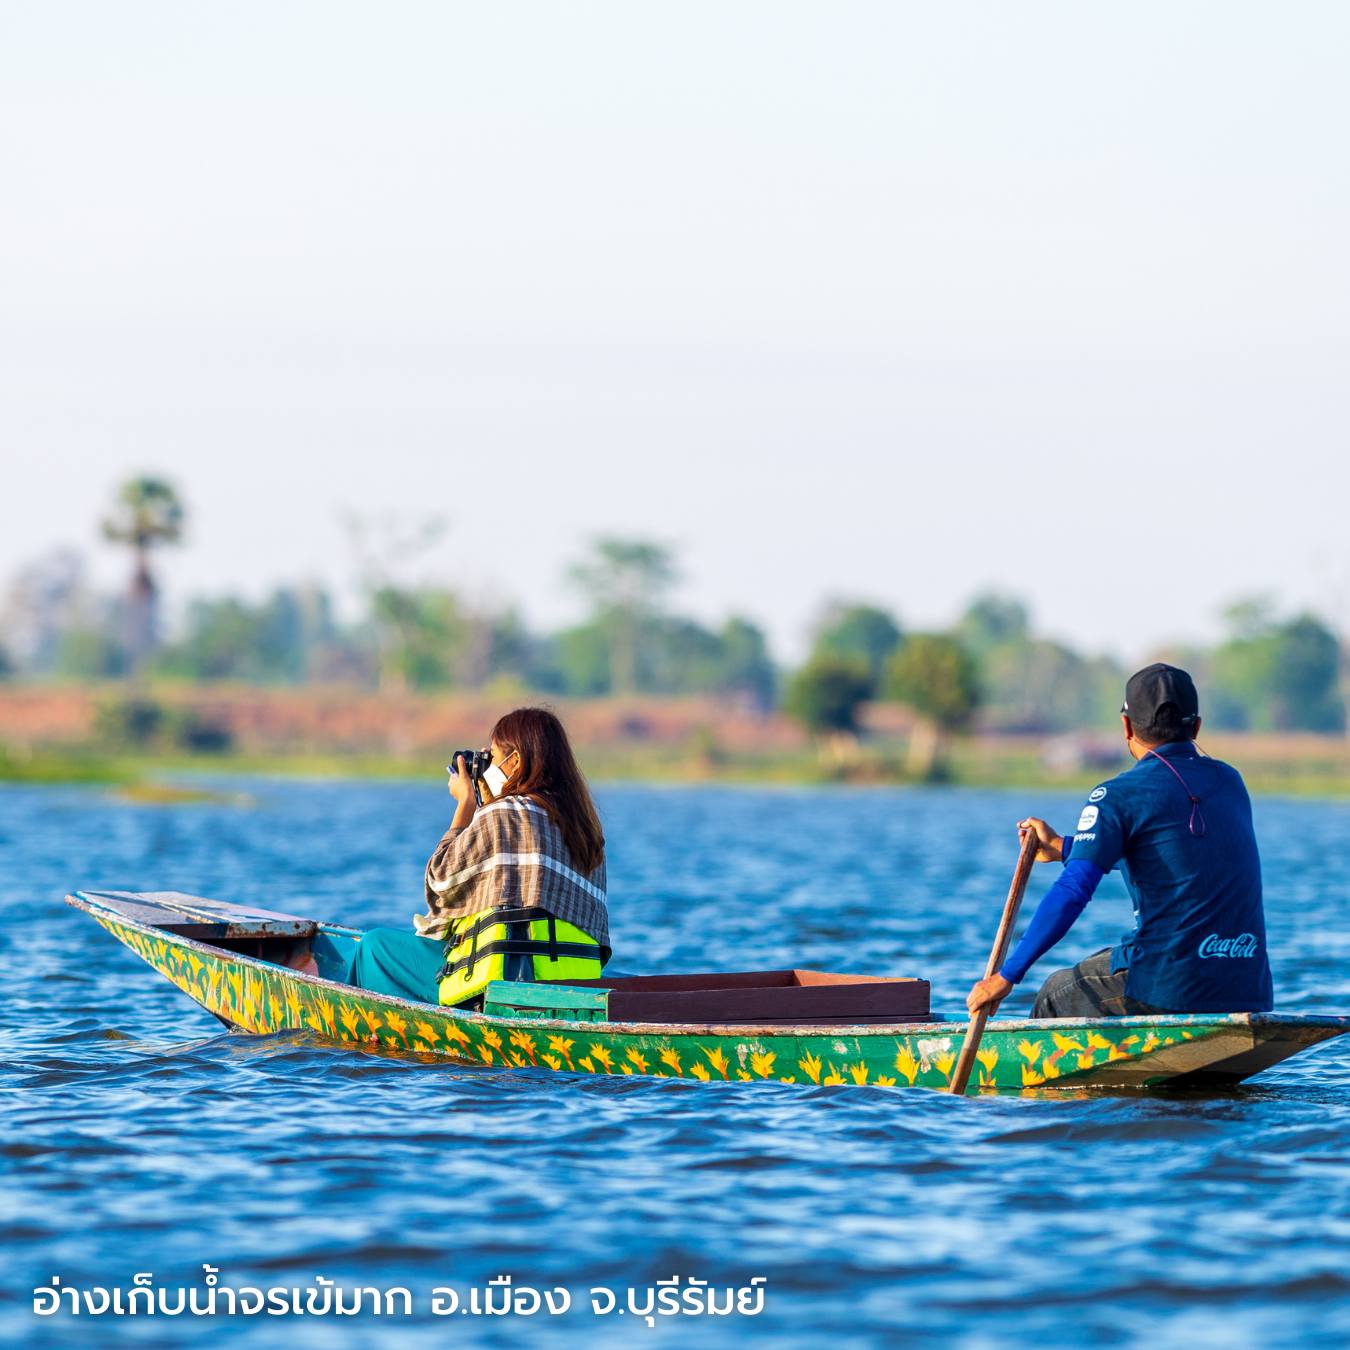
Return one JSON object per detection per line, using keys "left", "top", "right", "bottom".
{"left": 4, "top": 740, "right": 1350, "bottom": 799}
{"left": 4, "top": 685, "right": 1349, "bottom": 797}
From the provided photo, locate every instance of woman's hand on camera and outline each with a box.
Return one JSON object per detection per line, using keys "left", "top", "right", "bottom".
{"left": 448, "top": 754, "right": 476, "bottom": 807}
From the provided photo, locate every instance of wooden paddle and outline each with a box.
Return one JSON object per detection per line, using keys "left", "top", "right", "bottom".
{"left": 948, "top": 826, "right": 1040, "bottom": 1095}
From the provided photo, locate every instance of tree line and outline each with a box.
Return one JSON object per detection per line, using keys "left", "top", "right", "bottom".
{"left": 1, "top": 477, "right": 1345, "bottom": 741}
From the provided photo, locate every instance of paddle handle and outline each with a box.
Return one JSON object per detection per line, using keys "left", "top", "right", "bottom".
{"left": 948, "top": 826, "right": 1040, "bottom": 1095}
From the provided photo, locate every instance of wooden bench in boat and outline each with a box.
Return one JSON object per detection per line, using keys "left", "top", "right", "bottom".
{"left": 484, "top": 969, "right": 933, "bottom": 1026}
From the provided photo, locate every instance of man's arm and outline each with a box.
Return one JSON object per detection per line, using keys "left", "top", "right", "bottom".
{"left": 965, "top": 859, "right": 1105, "bottom": 1014}
{"left": 964, "top": 814, "right": 1112, "bottom": 1015}
{"left": 999, "top": 859, "right": 1106, "bottom": 983}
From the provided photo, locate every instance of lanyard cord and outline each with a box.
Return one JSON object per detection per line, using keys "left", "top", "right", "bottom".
{"left": 1145, "top": 749, "right": 1207, "bottom": 838}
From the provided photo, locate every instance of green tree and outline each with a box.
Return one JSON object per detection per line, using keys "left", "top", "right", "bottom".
{"left": 783, "top": 656, "right": 873, "bottom": 738}
{"left": 1220, "top": 596, "right": 1278, "bottom": 642}
{"left": 642, "top": 617, "right": 727, "bottom": 695}
{"left": 568, "top": 538, "right": 678, "bottom": 694}
{"left": 713, "top": 616, "right": 777, "bottom": 711}
{"left": 540, "top": 610, "right": 777, "bottom": 706}
{"left": 955, "top": 592, "right": 1030, "bottom": 657}
{"left": 1, "top": 549, "right": 91, "bottom": 674}
{"left": 55, "top": 627, "right": 128, "bottom": 680}
{"left": 951, "top": 593, "right": 1122, "bottom": 732}
{"left": 975, "top": 638, "right": 1122, "bottom": 732}
{"left": 101, "top": 477, "right": 185, "bottom": 671}
{"left": 547, "top": 623, "right": 613, "bottom": 696}
{"left": 156, "top": 588, "right": 337, "bottom": 684}
{"left": 1211, "top": 608, "right": 1344, "bottom": 732}
{"left": 342, "top": 511, "right": 449, "bottom": 693}
{"left": 885, "top": 633, "right": 980, "bottom": 778}
{"left": 811, "top": 603, "right": 902, "bottom": 691}
{"left": 472, "top": 608, "right": 534, "bottom": 690}
{"left": 370, "top": 586, "right": 468, "bottom": 691}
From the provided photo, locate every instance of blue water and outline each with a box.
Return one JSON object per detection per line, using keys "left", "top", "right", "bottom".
{"left": 3, "top": 780, "right": 1349, "bottom": 1348}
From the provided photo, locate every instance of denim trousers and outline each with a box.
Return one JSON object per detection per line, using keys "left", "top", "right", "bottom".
{"left": 1030, "top": 948, "right": 1167, "bottom": 1019}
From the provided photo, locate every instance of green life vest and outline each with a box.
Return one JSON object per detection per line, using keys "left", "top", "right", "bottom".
{"left": 436, "top": 905, "right": 606, "bottom": 1007}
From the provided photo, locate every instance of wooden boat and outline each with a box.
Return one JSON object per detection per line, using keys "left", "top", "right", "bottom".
{"left": 68, "top": 889, "right": 1350, "bottom": 1093}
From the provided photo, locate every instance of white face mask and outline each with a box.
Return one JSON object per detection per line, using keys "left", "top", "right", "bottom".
{"left": 480, "top": 749, "right": 520, "bottom": 801}
{"left": 481, "top": 762, "right": 509, "bottom": 799}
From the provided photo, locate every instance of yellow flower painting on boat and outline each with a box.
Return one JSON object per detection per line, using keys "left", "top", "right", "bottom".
{"left": 85, "top": 909, "right": 1232, "bottom": 1097}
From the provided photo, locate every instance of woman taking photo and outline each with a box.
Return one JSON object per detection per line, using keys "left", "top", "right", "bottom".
{"left": 348, "top": 707, "right": 611, "bottom": 1007}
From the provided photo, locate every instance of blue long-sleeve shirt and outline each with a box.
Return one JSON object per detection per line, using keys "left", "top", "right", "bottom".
{"left": 999, "top": 833, "right": 1106, "bottom": 984}
{"left": 1050, "top": 744, "right": 1271, "bottom": 1011}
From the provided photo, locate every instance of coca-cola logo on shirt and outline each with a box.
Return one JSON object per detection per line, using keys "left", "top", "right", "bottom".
{"left": 1197, "top": 933, "right": 1259, "bottom": 959}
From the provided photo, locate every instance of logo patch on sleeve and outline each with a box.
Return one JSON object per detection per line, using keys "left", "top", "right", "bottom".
{"left": 1077, "top": 804, "right": 1099, "bottom": 832}
{"left": 1089, "top": 786, "right": 1107, "bottom": 802}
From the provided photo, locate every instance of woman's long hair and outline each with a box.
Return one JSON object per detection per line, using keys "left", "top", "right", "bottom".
{"left": 490, "top": 707, "right": 605, "bottom": 874}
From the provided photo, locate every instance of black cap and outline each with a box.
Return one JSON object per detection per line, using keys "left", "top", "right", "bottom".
{"left": 1122, "top": 663, "right": 1199, "bottom": 730}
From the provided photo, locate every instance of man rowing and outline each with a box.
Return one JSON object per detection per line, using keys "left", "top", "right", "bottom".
{"left": 966, "top": 664, "right": 1273, "bottom": 1020}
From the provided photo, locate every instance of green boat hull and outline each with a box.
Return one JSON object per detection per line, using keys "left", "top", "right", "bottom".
{"left": 70, "top": 894, "right": 1350, "bottom": 1094}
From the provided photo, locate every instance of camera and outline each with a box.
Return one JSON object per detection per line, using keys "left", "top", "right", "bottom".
{"left": 448, "top": 749, "right": 493, "bottom": 782}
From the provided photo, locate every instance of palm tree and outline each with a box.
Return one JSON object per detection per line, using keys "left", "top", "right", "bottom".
{"left": 102, "top": 476, "right": 185, "bottom": 671}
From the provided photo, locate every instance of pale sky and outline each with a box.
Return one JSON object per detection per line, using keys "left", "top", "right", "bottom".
{"left": 2, "top": 3, "right": 1348, "bottom": 662}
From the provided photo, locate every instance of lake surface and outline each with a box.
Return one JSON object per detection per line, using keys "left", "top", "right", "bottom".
{"left": 3, "top": 779, "right": 1349, "bottom": 1348}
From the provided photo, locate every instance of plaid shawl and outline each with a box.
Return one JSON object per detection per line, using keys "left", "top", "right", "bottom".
{"left": 414, "top": 794, "right": 610, "bottom": 956}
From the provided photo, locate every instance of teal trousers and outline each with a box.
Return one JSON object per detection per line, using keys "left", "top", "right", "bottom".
{"left": 348, "top": 927, "right": 446, "bottom": 1004}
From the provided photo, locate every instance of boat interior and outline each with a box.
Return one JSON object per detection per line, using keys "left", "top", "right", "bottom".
{"left": 74, "top": 889, "right": 935, "bottom": 1026}
{"left": 528, "top": 969, "right": 932, "bottom": 1024}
